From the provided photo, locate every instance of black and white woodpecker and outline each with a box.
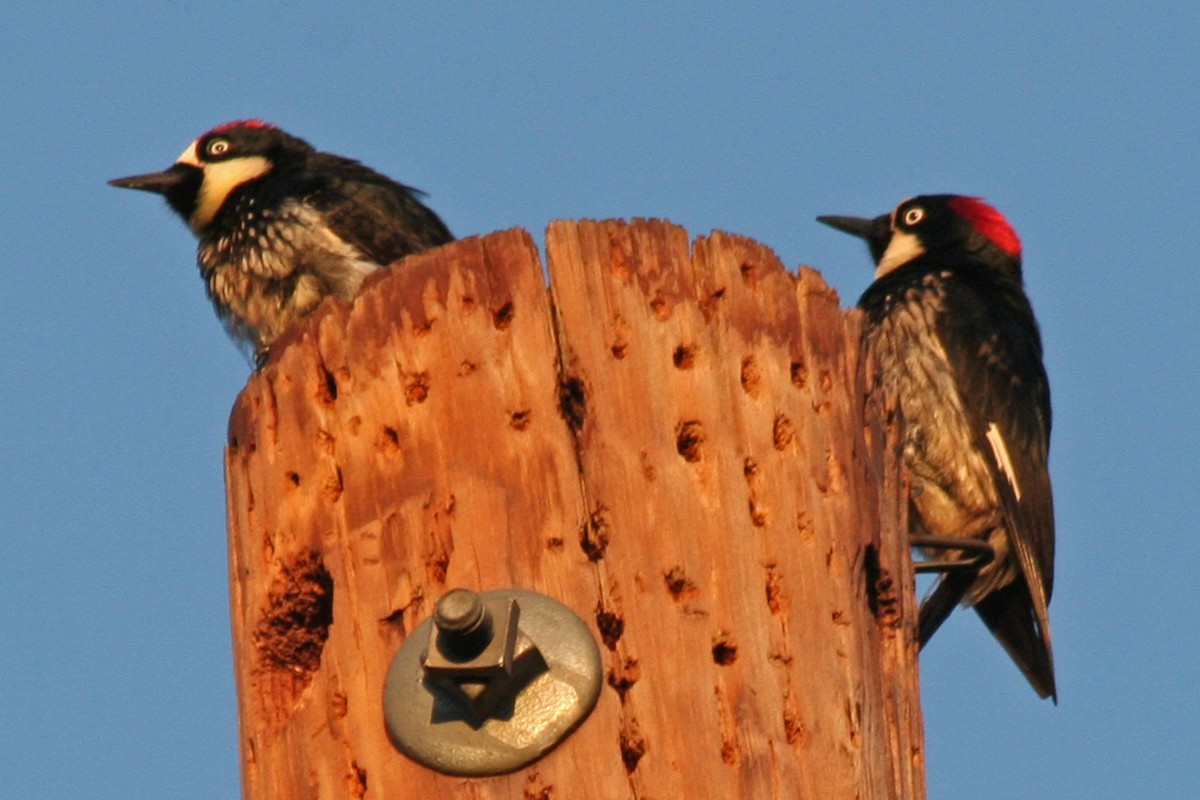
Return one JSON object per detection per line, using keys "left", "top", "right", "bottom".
{"left": 110, "top": 120, "right": 453, "bottom": 363}
{"left": 818, "top": 195, "right": 1056, "bottom": 701}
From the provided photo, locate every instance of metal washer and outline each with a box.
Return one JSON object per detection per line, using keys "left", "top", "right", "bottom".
{"left": 383, "top": 588, "right": 602, "bottom": 776}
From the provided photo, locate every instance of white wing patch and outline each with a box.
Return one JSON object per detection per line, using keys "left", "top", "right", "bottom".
{"left": 986, "top": 422, "right": 1022, "bottom": 501}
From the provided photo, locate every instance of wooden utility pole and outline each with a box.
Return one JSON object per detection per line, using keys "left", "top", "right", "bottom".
{"left": 224, "top": 220, "right": 924, "bottom": 799}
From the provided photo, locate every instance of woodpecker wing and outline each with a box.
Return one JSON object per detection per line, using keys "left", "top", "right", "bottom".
{"left": 302, "top": 154, "right": 453, "bottom": 266}
{"left": 935, "top": 273, "right": 1056, "bottom": 699}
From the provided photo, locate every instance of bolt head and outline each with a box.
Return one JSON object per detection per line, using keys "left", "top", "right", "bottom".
{"left": 435, "top": 588, "right": 486, "bottom": 635}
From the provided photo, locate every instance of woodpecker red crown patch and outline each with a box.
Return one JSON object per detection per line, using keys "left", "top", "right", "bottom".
{"left": 948, "top": 196, "right": 1022, "bottom": 256}
{"left": 206, "top": 119, "right": 276, "bottom": 136}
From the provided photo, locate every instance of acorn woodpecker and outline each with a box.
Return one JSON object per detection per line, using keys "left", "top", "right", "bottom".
{"left": 818, "top": 195, "right": 1056, "bottom": 701}
{"left": 110, "top": 120, "right": 453, "bottom": 362}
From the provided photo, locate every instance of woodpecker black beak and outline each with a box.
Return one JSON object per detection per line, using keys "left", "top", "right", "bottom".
{"left": 108, "top": 163, "right": 200, "bottom": 195}
{"left": 817, "top": 213, "right": 894, "bottom": 265}
{"left": 816, "top": 214, "right": 877, "bottom": 240}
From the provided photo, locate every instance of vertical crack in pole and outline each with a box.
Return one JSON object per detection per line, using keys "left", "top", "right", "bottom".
{"left": 544, "top": 223, "right": 648, "bottom": 796}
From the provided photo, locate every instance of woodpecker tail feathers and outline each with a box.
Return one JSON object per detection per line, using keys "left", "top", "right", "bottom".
{"left": 975, "top": 583, "right": 1058, "bottom": 702}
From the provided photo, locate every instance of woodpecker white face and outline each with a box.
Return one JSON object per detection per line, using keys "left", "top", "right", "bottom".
{"left": 175, "top": 134, "right": 272, "bottom": 233}
{"left": 875, "top": 199, "right": 926, "bottom": 278}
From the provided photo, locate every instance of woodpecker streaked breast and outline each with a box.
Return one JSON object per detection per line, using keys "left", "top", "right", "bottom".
{"left": 110, "top": 120, "right": 453, "bottom": 362}
{"left": 818, "top": 195, "right": 1056, "bottom": 701}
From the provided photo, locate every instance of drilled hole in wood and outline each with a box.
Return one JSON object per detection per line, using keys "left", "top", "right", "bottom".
{"left": 330, "top": 691, "right": 348, "bottom": 720}
{"left": 595, "top": 607, "right": 625, "bottom": 650}
{"left": 323, "top": 466, "right": 343, "bottom": 503}
{"left": 791, "top": 360, "right": 808, "bottom": 388}
{"left": 607, "top": 669, "right": 637, "bottom": 700}
{"left": 864, "top": 544, "right": 901, "bottom": 628}
{"left": 523, "top": 775, "right": 552, "bottom": 800}
{"left": 676, "top": 420, "right": 705, "bottom": 462}
{"left": 378, "top": 426, "right": 399, "bottom": 455}
{"left": 649, "top": 295, "right": 669, "bottom": 320}
{"left": 492, "top": 300, "right": 515, "bottom": 329}
{"left": 380, "top": 607, "right": 408, "bottom": 636}
{"left": 740, "top": 355, "right": 761, "bottom": 394}
{"left": 772, "top": 414, "right": 795, "bottom": 450}
{"left": 318, "top": 365, "right": 338, "bottom": 403}
{"left": 285, "top": 471, "right": 300, "bottom": 487}
{"left": 253, "top": 550, "right": 333, "bottom": 675}
{"left": 580, "top": 504, "right": 609, "bottom": 561}
{"left": 426, "top": 549, "right": 449, "bottom": 585}
{"left": 712, "top": 636, "right": 738, "bottom": 665}
{"left": 745, "top": 456, "right": 768, "bottom": 524}
{"left": 640, "top": 451, "right": 657, "bottom": 482}
{"left": 699, "top": 287, "right": 726, "bottom": 320}
{"left": 404, "top": 373, "right": 429, "bottom": 406}
{"left": 783, "top": 710, "right": 806, "bottom": 745}
{"left": 559, "top": 376, "right": 587, "bottom": 431}
{"left": 739, "top": 261, "right": 757, "bottom": 285}
{"left": 765, "top": 566, "right": 786, "bottom": 614}
{"left": 348, "top": 761, "right": 367, "bottom": 799}
{"left": 619, "top": 725, "right": 646, "bottom": 774}
{"left": 664, "top": 566, "right": 698, "bottom": 601}
{"left": 606, "top": 658, "right": 641, "bottom": 707}
{"left": 673, "top": 344, "right": 696, "bottom": 369}
{"left": 796, "top": 510, "right": 814, "bottom": 540}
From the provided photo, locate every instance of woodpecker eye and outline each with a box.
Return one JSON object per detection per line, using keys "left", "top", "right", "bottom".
{"left": 205, "top": 137, "right": 232, "bottom": 158}
{"left": 902, "top": 207, "right": 926, "bottom": 227}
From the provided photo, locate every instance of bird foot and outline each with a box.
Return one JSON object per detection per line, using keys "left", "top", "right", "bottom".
{"left": 909, "top": 535, "right": 995, "bottom": 574}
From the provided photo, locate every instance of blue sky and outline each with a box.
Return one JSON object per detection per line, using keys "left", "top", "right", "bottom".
{"left": 2, "top": 3, "right": 1197, "bottom": 798}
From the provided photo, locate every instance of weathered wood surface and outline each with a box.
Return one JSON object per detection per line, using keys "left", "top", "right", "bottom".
{"left": 225, "top": 220, "right": 924, "bottom": 799}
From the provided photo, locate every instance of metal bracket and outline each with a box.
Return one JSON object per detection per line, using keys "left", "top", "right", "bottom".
{"left": 383, "top": 588, "right": 602, "bottom": 776}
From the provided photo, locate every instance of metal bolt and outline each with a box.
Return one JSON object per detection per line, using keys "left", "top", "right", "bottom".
{"left": 425, "top": 589, "right": 519, "bottom": 680}
{"left": 432, "top": 588, "right": 493, "bottom": 660}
